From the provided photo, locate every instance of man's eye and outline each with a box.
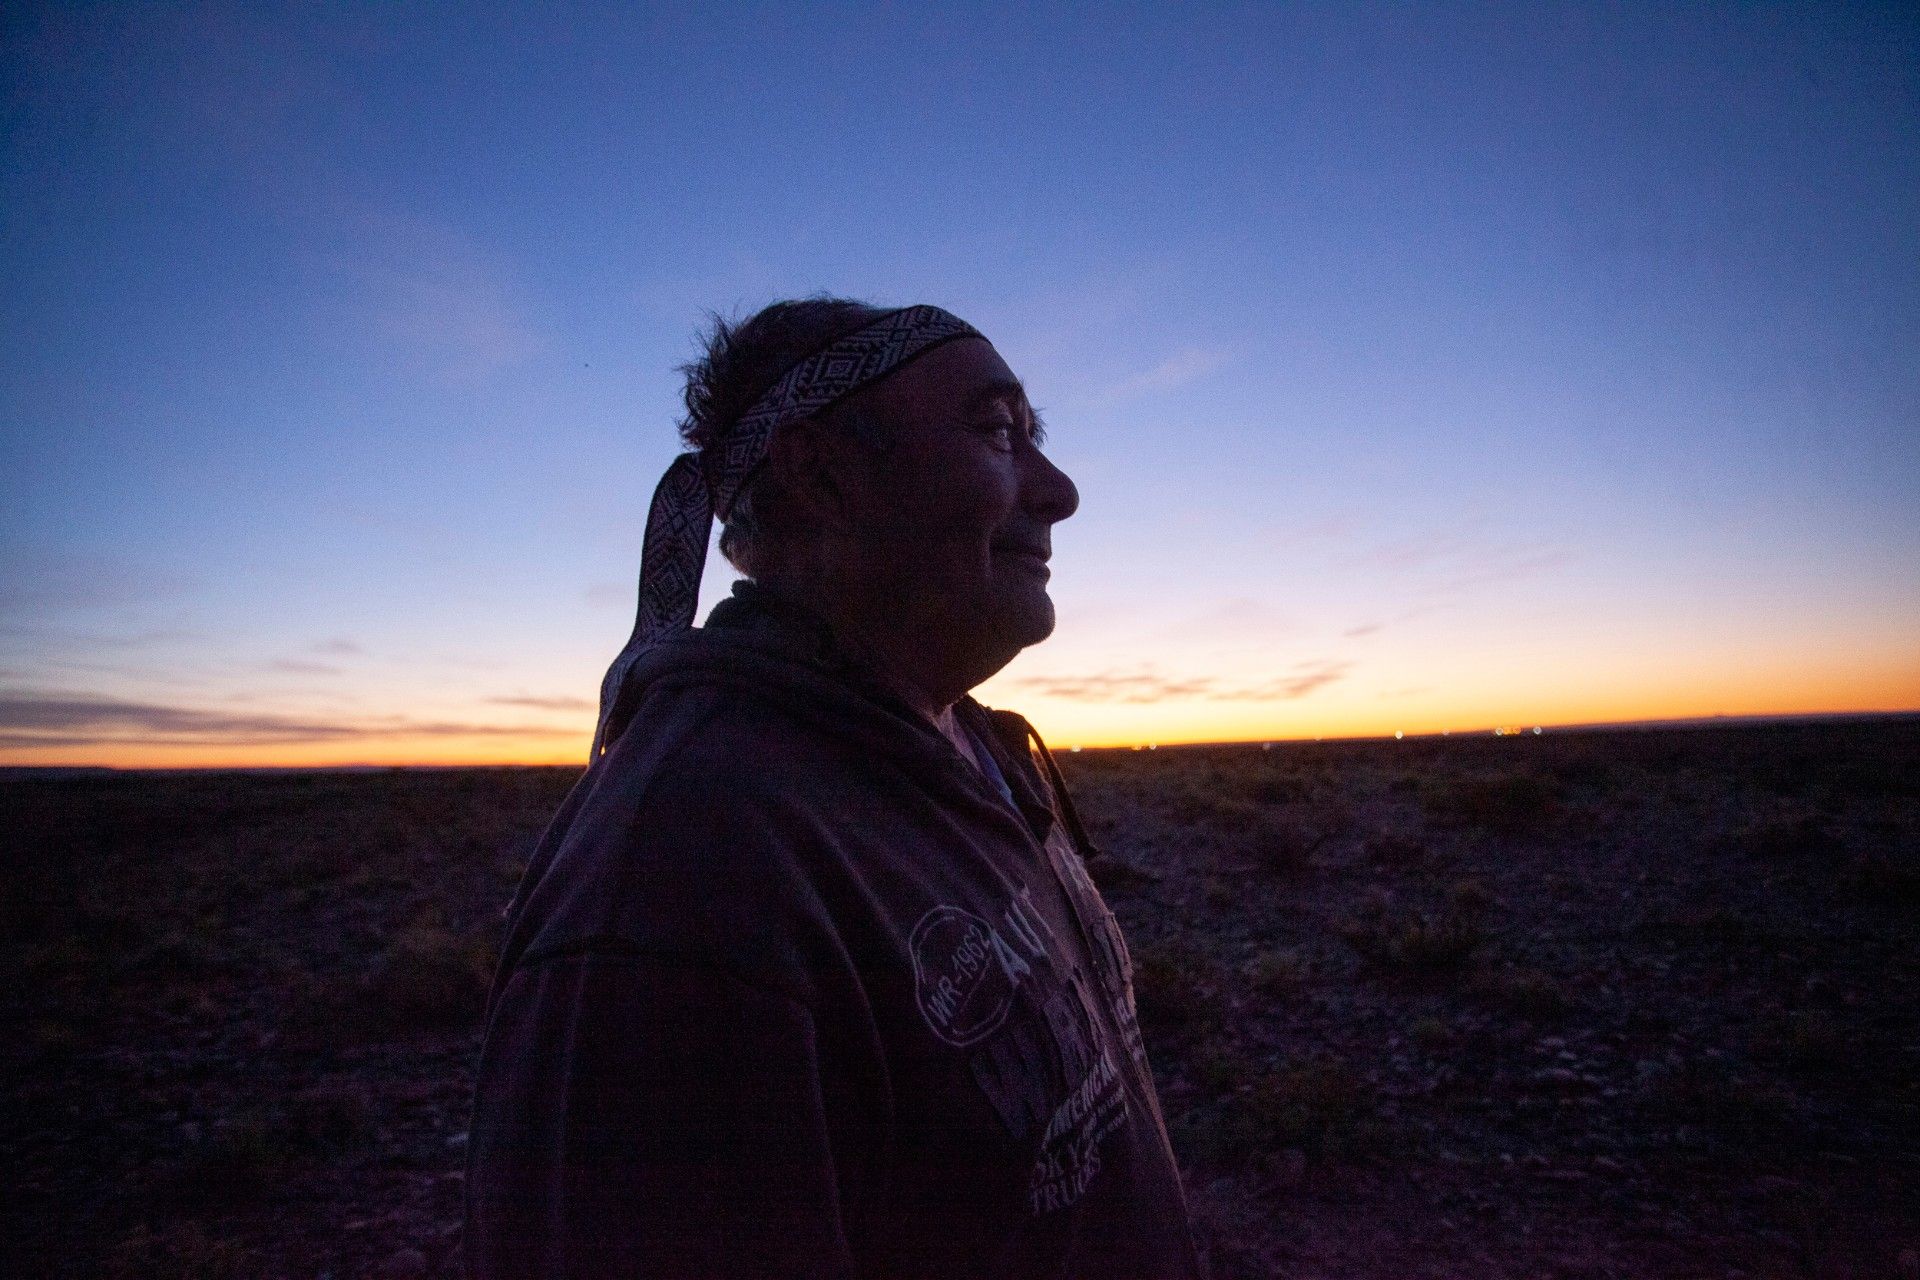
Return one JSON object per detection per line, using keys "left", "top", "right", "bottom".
{"left": 972, "top": 419, "right": 1016, "bottom": 450}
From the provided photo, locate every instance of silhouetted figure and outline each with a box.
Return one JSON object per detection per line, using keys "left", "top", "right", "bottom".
{"left": 466, "top": 300, "right": 1202, "bottom": 1278}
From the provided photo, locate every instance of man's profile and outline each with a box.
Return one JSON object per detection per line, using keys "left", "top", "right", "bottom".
{"left": 465, "top": 299, "right": 1203, "bottom": 1278}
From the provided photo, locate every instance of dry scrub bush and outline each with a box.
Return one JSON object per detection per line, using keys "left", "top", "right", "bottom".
{"left": 1751, "top": 1008, "right": 1851, "bottom": 1074}
{"left": 1250, "top": 815, "right": 1321, "bottom": 877}
{"left": 1847, "top": 847, "right": 1920, "bottom": 904}
{"left": 1241, "top": 947, "right": 1308, "bottom": 997}
{"left": 1421, "top": 770, "right": 1559, "bottom": 834}
{"left": 1173, "top": 1061, "right": 1375, "bottom": 1169}
{"left": 1363, "top": 832, "right": 1428, "bottom": 868}
{"left": 1717, "top": 811, "right": 1837, "bottom": 861}
{"left": 1339, "top": 885, "right": 1489, "bottom": 976}
{"left": 106, "top": 1222, "right": 250, "bottom": 1280}
{"left": 1129, "top": 938, "right": 1220, "bottom": 1041}
{"left": 360, "top": 919, "right": 495, "bottom": 1030}
{"left": 1472, "top": 964, "right": 1571, "bottom": 1018}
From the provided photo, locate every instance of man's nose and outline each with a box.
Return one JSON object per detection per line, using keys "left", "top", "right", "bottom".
{"left": 1021, "top": 447, "right": 1079, "bottom": 524}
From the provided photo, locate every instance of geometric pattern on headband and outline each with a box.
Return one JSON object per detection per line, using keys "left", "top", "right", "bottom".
{"left": 590, "top": 303, "right": 983, "bottom": 757}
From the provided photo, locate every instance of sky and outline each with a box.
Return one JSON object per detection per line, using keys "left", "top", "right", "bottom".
{"left": 3, "top": 1, "right": 1917, "bottom": 767}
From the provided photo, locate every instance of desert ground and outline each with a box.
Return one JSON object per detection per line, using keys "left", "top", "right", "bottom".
{"left": 4, "top": 717, "right": 1915, "bottom": 1278}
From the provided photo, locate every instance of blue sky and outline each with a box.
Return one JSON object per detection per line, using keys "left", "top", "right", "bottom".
{"left": 3, "top": 2, "right": 1916, "bottom": 763}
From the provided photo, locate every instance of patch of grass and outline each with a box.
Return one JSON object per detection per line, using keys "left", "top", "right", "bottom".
{"left": 1639, "top": 1061, "right": 1803, "bottom": 1154}
{"left": 1338, "top": 888, "right": 1488, "bottom": 977}
{"left": 1172, "top": 1061, "right": 1376, "bottom": 1169}
{"left": 1846, "top": 848, "right": 1920, "bottom": 905}
{"left": 1472, "top": 964, "right": 1571, "bottom": 1018}
{"left": 1248, "top": 774, "right": 1310, "bottom": 805}
{"left": 1240, "top": 947, "right": 1308, "bottom": 998}
{"left": 1130, "top": 938, "right": 1221, "bottom": 1042}
{"left": 1202, "top": 876, "right": 1239, "bottom": 910}
{"left": 287, "top": 1081, "right": 378, "bottom": 1158}
{"left": 106, "top": 1222, "right": 251, "bottom": 1280}
{"left": 1635, "top": 905, "right": 1787, "bottom": 949}
{"left": 1193, "top": 1041, "right": 1255, "bottom": 1093}
{"left": 1085, "top": 850, "right": 1160, "bottom": 892}
{"left": 1751, "top": 1009, "right": 1851, "bottom": 1074}
{"left": 1362, "top": 832, "right": 1428, "bottom": 869}
{"left": 1421, "top": 770, "right": 1559, "bottom": 834}
{"left": 359, "top": 918, "right": 496, "bottom": 1031}
{"left": 165, "top": 1106, "right": 301, "bottom": 1208}
{"left": 1716, "top": 812, "right": 1837, "bottom": 861}
{"left": 1248, "top": 815, "right": 1321, "bottom": 877}
{"left": 138, "top": 926, "right": 240, "bottom": 981}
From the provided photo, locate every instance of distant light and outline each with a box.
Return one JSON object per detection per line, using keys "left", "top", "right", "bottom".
{"left": 1261, "top": 742, "right": 1272, "bottom": 751}
{"left": 1394, "top": 731, "right": 1404, "bottom": 740}
{"left": 1069, "top": 745, "right": 1082, "bottom": 753}
{"left": 1533, "top": 726, "right": 1543, "bottom": 735}
{"left": 1147, "top": 744, "right": 1157, "bottom": 751}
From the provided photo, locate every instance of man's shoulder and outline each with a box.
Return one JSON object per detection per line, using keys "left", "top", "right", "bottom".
{"left": 501, "top": 675, "right": 901, "bottom": 977}
{"left": 603, "top": 652, "right": 910, "bottom": 806}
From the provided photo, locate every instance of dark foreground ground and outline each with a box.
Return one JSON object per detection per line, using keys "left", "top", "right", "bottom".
{"left": 3, "top": 718, "right": 1916, "bottom": 1279}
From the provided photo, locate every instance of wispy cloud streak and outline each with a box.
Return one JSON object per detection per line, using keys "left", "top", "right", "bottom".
{"left": 1073, "top": 347, "right": 1229, "bottom": 409}
{"left": 0, "top": 691, "right": 578, "bottom": 748}
{"left": 1016, "top": 660, "right": 1351, "bottom": 704}
{"left": 486, "top": 694, "right": 595, "bottom": 712}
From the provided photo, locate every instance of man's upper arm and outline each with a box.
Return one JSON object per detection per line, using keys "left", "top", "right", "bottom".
{"left": 466, "top": 950, "right": 855, "bottom": 1280}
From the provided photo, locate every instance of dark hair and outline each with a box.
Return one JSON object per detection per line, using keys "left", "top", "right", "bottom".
{"left": 677, "top": 296, "right": 892, "bottom": 577}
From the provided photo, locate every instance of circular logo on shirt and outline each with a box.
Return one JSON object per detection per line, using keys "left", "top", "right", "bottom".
{"left": 910, "top": 905, "right": 1017, "bottom": 1047}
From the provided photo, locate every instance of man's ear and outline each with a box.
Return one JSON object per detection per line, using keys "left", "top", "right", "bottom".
{"left": 766, "top": 416, "right": 859, "bottom": 531}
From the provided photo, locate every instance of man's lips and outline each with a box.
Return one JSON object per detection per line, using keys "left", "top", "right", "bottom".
{"left": 992, "top": 544, "right": 1052, "bottom": 575}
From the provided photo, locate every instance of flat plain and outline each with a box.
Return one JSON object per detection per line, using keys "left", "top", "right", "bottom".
{"left": 4, "top": 717, "right": 1915, "bottom": 1278}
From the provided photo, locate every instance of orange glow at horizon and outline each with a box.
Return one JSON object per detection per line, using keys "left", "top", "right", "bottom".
{"left": 6, "top": 656, "right": 1914, "bottom": 770}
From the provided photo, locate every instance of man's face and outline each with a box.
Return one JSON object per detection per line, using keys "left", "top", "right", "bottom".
{"left": 835, "top": 337, "right": 1079, "bottom": 677}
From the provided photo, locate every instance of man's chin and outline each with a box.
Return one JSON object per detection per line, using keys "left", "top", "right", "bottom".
{"left": 996, "top": 590, "right": 1057, "bottom": 650}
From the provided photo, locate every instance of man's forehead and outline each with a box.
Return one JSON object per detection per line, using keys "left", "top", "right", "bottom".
{"left": 866, "top": 336, "right": 1027, "bottom": 412}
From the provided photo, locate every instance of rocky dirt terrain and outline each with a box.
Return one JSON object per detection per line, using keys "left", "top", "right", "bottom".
{"left": 4, "top": 717, "right": 1916, "bottom": 1278}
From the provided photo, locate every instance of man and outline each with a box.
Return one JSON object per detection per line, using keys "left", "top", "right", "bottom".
{"left": 466, "top": 300, "right": 1203, "bottom": 1279}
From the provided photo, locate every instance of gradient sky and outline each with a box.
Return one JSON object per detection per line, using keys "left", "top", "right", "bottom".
{"left": 3, "top": 2, "right": 1917, "bottom": 766}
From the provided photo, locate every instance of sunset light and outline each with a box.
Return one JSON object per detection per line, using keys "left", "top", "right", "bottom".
{"left": 3, "top": 5, "right": 1916, "bottom": 769}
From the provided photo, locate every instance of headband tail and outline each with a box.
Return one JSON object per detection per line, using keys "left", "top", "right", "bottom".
{"left": 592, "top": 452, "right": 712, "bottom": 757}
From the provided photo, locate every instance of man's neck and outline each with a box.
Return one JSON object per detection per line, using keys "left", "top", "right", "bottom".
{"left": 746, "top": 576, "right": 963, "bottom": 723}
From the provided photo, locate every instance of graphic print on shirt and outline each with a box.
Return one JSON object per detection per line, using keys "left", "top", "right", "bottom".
{"left": 1048, "top": 827, "right": 1152, "bottom": 1077}
{"left": 910, "top": 904, "right": 1021, "bottom": 1047}
{"left": 910, "top": 886, "right": 1132, "bottom": 1217}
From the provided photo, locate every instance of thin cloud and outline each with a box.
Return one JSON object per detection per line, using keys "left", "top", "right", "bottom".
{"left": 1351, "top": 527, "right": 1485, "bottom": 572}
{"left": 1438, "top": 547, "right": 1576, "bottom": 593}
{"left": 0, "top": 691, "right": 578, "bottom": 748}
{"left": 486, "top": 694, "right": 595, "bottom": 712}
{"left": 0, "top": 622, "right": 201, "bottom": 651}
{"left": 335, "top": 214, "right": 546, "bottom": 385}
{"left": 1075, "top": 347, "right": 1229, "bottom": 409}
{"left": 1343, "top": 522, "right": 1577, "bottom": 600}
{"left": 1343, "top": 622, "right": 1384, "bottom": 639}
{"left": 1015, "top": 661, "right": 1351, "bottom": 704}
{"left": 1270, "top": 514, "right": 1361, "bottom": 554}
{"left": 0, "top": 548, "right": 194, "bottom": 617}
{"left": 1239, "top": 661, "right": 1352, "bottom": 700}
{"left": 312, "top": 638, "right": 363, "bottom": 656}
{"left": 267, "top": 659, "right": 341, "bottom": 675}
{"left": 1160, "top": 597, "right": 1296, "bottom": 645}
{"left": 1016, "top": 672, "right": 1220, "bottom": 703}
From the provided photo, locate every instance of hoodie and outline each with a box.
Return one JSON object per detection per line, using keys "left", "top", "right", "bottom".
{"left": 465, "top": 583, "right": 1204, "bottom": 1279}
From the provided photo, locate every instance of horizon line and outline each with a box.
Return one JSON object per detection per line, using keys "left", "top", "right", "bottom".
{"left": 4, "top": 707, "right": 1914, "bottom": 775}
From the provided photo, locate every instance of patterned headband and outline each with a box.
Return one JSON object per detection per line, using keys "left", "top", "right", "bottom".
{"left": 591, "top": 304, "right": 983, "bottom": 756}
